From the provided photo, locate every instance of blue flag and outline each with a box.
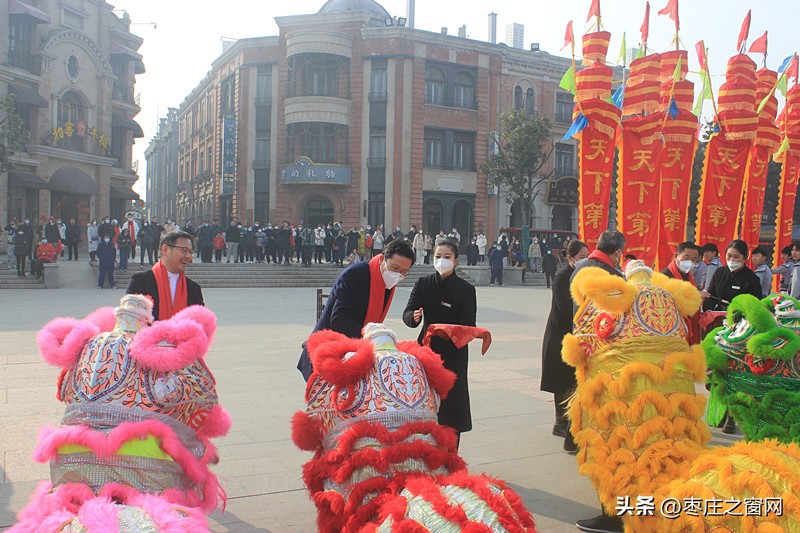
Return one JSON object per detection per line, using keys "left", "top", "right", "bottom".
{"left": 612, "top": 85, "right": 624, "bottom": 109}
{"left": 668, "top": 98, "right": 679, "bottom": 119}
{"left": 778, "top": 54, "right": 794, "bottom": 73}
{"left": 562, "top": 113, "right": 588, "bottom": 140}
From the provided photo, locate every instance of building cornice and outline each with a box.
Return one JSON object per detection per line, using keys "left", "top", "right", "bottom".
{"left": 26, "top": 144, "right": 117, "bottom": 167}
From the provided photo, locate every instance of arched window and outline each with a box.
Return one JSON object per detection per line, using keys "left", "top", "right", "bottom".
{"left": 454, "top": 71, "right": 474, "bottom": 109}
{"left": 514, "top": 86, "right": 523, "bottom": 110}
{"left": 58, "top": 91, "right": 85, "bottom": 125}
{"left": 525, "top": 88, "right": 535, "bottom": 114}
{"left": 425, "top": 66, "right": 445, "bottom": 105}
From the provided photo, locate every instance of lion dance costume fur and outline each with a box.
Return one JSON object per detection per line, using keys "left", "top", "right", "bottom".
{"left": 10, "top": 294, "right": 231, "bottom": 532}
{"left": 563, "top": 261, "right": 800, "bottom": 532}
{"left": 291, "top": 322, "right": 537, "bottom": 532}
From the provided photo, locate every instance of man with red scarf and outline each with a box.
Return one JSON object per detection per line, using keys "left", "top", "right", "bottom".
{"left": 126, "top": 230, "right": 204, "bottom": 321}
{"left": 296, "top": 239, "right": 416, "bottom": 381}
{"left": 124, "top": 214, "right": 139, "bottom": 261}
{"left": 571, "top": 230, "right": 625, "bottom": 282}
{"left": 661, "top": 241, "right": 702, "bottom": 345}
{"left": 570, "top": 229, "right": 626, "bottom": 533}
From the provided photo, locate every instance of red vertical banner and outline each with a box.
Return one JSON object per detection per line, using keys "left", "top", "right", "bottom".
{"left": 695, "top": 134, "right": 752, "bottom": 247}
{"left": 657, "top": 111, "right": 697, "bottom": 269}
{"left": 739, "top": 143, "right": 776, "bottom": 247}
{"left": 616, "top": 113, "right": 664, "bottom": 265}
{"left": 775, "top": 153, "right": 800, "bottom": 258}
{"left": 577, "top": 100, "right": 620, "bottom": 249}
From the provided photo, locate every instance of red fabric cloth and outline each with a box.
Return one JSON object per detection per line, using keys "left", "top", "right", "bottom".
{"left": 700, "top": 311, "right": 727, "bottom": 331}
{"left": 36, "top": 243, "right": 56, "bottom": 262}
{"left": 364, "top": 254, "right": 394, "bottom": 326}
{"left": 422, "top": 324, "right": 493, "bottom": 355}
{"left": 151, "top": 260, "right": 187, "bottom": 320}
{"left": 588, "top": 250, "right": 618, "bottom": 271}
{"left": 127, "top": 220, "right": 137, "bottom": 243}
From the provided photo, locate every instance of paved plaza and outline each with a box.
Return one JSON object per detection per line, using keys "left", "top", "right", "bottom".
{"left": 0, "top": 284, "right": 739, "bottom": 532}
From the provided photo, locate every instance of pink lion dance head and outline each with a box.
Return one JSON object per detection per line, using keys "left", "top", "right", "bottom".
{"left": 11, "top": 295, "right": 230, "bottom": 532}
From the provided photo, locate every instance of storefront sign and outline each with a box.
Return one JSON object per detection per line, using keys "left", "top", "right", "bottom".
{"left": 222, "top": 112, "right": 236, "bottom": 195}
{"left": 546, "top": 177, "right": 579, "bottom": 206}
{"left": 280, "top": 156, "right": 351, "bottom": 185}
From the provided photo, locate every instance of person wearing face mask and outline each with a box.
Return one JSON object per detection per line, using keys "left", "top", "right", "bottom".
{"left": 488, "top": 241, "right": 505, "bottom": 286}
{"left": 87, "top": 219, "right": 99, "bottom": 262}
{"left": 56, "top": 218, "right": 67, "bottom": 258}
{"left": 13, "top": 220, "right": 32, "bottom": 276}
{"left": 701, "top": 239, "right": 763, "bottom": 311}
{"left": 661, "top": 241, "right": 701, "bottom": 283}
{"left": 540, "top": 239, "right": 589, "bottom": 453}
{"left": 412, "top": 229, "right": 426, "bottom": 265}
{"left": 476, "top": 232, "right": 487, "bottom": 264}
{"left": 65, "top": 218, "right": 81, "bottom": 261}
{"left": 466, "top": 237, "right": 479, "bottom": 266}
{"left": 96, "top": 235, "right": 117, "bottom": 289}
{"left": 197, "top": 220, "right": 215, "bottom": 263}
{"left": 98, "top": 217, "right": 114, "bottom": 242}
{"left": 137, "top": 221, "right": 154, "bottom": 265}
{"left": 402, "top": 239, "right": 476, "bottom": 448}
{"left": 296, "top": 239, "right": 416, "bottom": 381}
{"left": 125, "top": 215, "right": 139, "bottom": 261}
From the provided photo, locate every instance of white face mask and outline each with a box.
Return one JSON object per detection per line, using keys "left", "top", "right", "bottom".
{"left": 728, "top": 261, "right": 743, "bottom": 271}
{"left": 433, "top": 257, "right": 454, "bottom": 275}
{"left": 678, "top": 260, "right": 694, "bottom": 274}
{"left": 381, "top": 268, "right": 405, "bottom": 289}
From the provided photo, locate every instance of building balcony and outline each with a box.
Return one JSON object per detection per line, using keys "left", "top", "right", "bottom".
{"left": 424, "top": 160, "right": 476, "bottom": 172}
{"left": 254, "top": 96, "right": 273, "bottom": 107}
{"left": 366, "top": 157, "right": 386, "bottom": 168}
{"left": 252, "top": 159, "right": 271, "bottom": 169}
{"left": 284, "top": 96, "right": 352, "bottom": 126}
{"left": 112, "top": 83, "right": 136, "bottom": 105}
{"left": 424, "top": 96, "right": 478, "bottom": 111}
{"left": 5, "top": 52, "right": 35, "bottom": 74}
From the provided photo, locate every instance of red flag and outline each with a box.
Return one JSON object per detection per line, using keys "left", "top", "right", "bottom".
{"left": 789, "top": 55, "right": 800, "bottom": 83}
{"left": 658, "top": 0, "right": 680, "bottom": 31}
{"left": 695, "top": 40, "right": 707, "bottom": 71}
{"left": 748, "top": 31, "right": 768, "bottom": 55}
{"left": 737, "top": 10, "right": 751, "bottom": 52}
{"left": 640, "top": 1, "right": 650, "bottom": 44}
{"left": 587, "top": 0, "right": 601, "bottom": 21}
{"left": 561, "top": 20, "right": 574, "bottom": 51}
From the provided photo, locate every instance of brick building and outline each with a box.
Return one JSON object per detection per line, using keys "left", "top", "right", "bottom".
{"left": 1, "top": 0, "right": 144, "bottom": 230}
{"left": 155, "top": 0, "right": 578, "bottom": 242}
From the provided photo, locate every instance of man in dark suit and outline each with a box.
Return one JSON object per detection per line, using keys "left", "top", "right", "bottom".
{"left": 126, "top": 230, "right": 203, "bottom": 321}
{"left": 296, "top": 239, "right": 415, "bottom": 381}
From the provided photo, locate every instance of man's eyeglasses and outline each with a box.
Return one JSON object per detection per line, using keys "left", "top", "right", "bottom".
{"left": 166, "top": 245, "right": 194, "bottom": 256}
{"left": 385, "top": 259, "right": 411, "bottom": 277}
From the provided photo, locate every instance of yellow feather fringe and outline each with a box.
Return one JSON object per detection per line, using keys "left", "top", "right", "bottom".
{"left": 570, "top": 267, "right": 637, "bottom": 314}
{"left": 650, "top": 272, "right": 702, "bottom": 318}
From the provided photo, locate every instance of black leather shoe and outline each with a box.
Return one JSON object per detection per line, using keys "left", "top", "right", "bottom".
{"left": 552, "top": 421, "right": 568, "bottom": 438}
{"left": 722, "top": 415, "right": 737, "bottom": 434}
{"left": 563, "top": 430, "right": 578, "bottom": 454}
{"left": 576, "top": 513, "right": 624, "bottom": 533}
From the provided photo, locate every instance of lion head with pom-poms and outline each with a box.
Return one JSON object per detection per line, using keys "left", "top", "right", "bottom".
{"left": 561, "top": 261, "right": 710, "bottom": 528}
{"left": 702, "top": 292, "right": 800, "bottom": 443}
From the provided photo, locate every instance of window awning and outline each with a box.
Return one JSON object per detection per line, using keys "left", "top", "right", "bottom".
{"left": 8, "top": 84, "right": 49, "bottom": 108}
{"left": 110, "top": 42, "right": 143, "bottom": 62}
{"left": 134, "top": 59, "right": 146, "bottom": 75}
{"left": 9, "top": 0, "right": 52, "bottom": 23}
{"left": 48, "top": 167, "right": 99, "bottom": 195}
{"left": 110, "top": 185, "right": 140, "bottom": 200}
{"left": 8, "top": 171, "right": 47, "bottom": 189}
{"left": 112, "top": 113, "right": 144, "bottom": 138}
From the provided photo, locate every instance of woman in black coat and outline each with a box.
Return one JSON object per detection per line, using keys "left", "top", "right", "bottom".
{"left": 403, "top": 239, "right": 477, "bottom": 448}
{"left": 700, "top": 239, "right": 763, "bottom": 311}
{"left": 540, "top": 239, "right": 588, "bottom": 443}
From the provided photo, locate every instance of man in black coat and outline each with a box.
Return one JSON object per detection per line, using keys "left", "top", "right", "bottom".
{"left": 197, "top": 220, "right": 215, "bottom": 263}
{"left": 98, "top": 217, "right": 114, "bottom": 241}
{"left": 570, "top": 229, "right": 627, "bottom": 533}
{"left": 297, "top": 240, "right": 415, "bottom": 381}
{"left": 65, "top": 217, "right": 81, "bottom": 260}
{"left": 127, "top": 230, "right": 204, "bottom": 321}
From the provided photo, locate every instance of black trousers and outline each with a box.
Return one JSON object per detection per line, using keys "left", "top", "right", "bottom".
{"left": 490, "top": 266, "right": 503, "bottom": 285}
{"left": 68, "top": 243, "right": 79, "bottom": 260}
{"left": 314, "top": 245, "right": 324, "bottom": 263}
{"left": 16, "top": 255, "right": 27, "bottom": 275}
{"left": 214, "top": 249, "right": 223, "bottom": 262}
{"left": 140, "top": 243, "right": 153, "bottom": 265}
{"left": 201, "top": 246, "right": 213, "bottom": 263}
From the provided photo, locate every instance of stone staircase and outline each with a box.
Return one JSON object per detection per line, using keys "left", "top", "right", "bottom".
{"left": 92, "top": 260, "right": 476, "bottom": 289}
{"left": 0, "top": 263, "right": 45, "bottom": 289}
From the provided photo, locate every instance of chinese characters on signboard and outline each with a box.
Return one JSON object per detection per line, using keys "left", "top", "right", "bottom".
{"left": 280, "top": 156, "right": 351, "bottom": 185}
{"left": 222, "top": 112, "right": 236, "bottom": 195}
{"left": 545, "top": 177, "right": 579, "bottom": 206}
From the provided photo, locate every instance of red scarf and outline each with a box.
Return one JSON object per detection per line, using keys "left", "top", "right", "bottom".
{"left": 127, "top": 220, "right": 136, "bottom": 243}
{"left": 588, "top": 250, "right": 618, "bottom": 271}
{"left": 364, "top": 254, "right": 394, "bottom": 326}
{"left": 423, "top": 324, "right": 493, "bottom": 355}
{"left": 152, "top": 260, "right": 187, "bottom": 320}
{"left": 668, "top": 259, "right": 695, "bottom": 286}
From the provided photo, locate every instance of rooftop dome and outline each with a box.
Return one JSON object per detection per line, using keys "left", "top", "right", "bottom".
{"left": 318, "top": 0, "right": 391, "bottom": 18}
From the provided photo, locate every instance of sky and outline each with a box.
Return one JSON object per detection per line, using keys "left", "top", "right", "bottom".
{"left": 109, "top": 0, "right": 800, "bottom": 199}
